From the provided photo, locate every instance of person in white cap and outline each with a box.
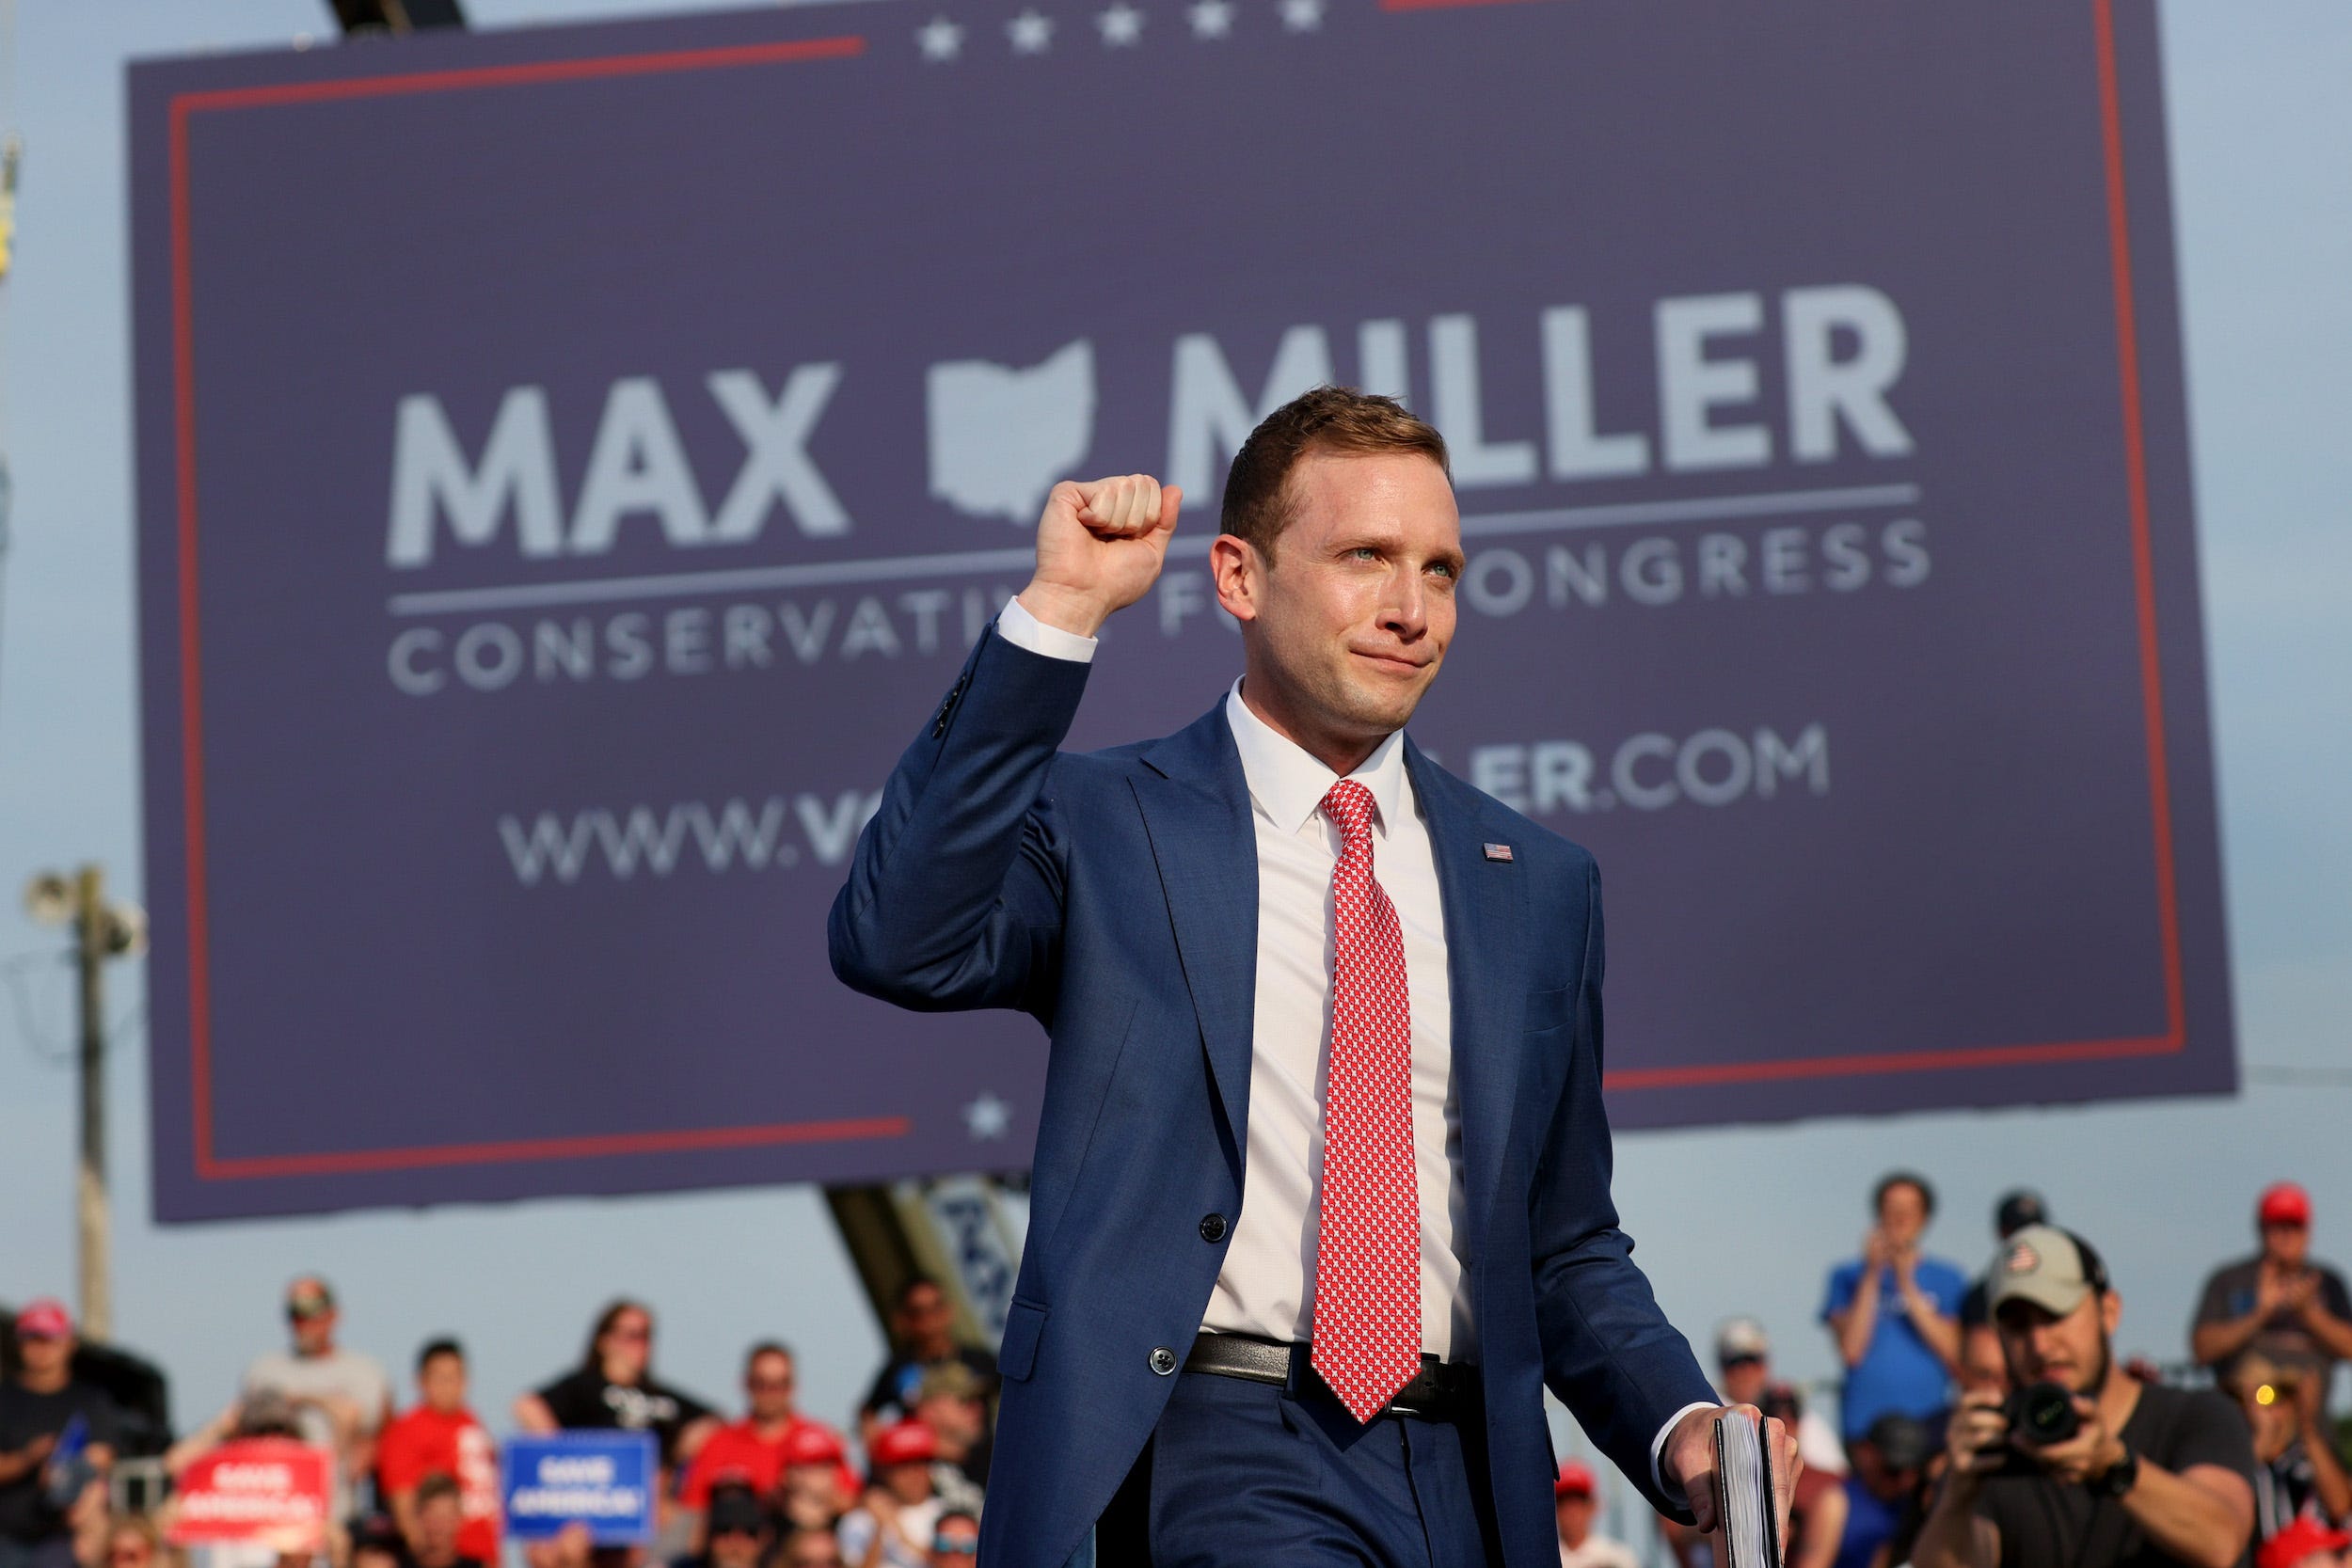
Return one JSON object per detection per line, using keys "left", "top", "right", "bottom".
{"left": 1912, "top": 1227, "right": 2257, "bottom": 1568}
{"left": 1713, "top": 1319, "right": 1846, "bottom": 1478}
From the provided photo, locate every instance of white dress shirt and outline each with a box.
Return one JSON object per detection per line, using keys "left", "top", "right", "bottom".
{"left": 993, "top": 598, "right": 1706, "bottom": 1491}
{"left": 1208, "top": 675, "right": 1473, "bottom": 1358}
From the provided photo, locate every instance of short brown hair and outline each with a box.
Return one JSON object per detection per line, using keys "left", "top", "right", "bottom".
{"left": 1221, "top": 386, "right": 1449, "bottom": 562}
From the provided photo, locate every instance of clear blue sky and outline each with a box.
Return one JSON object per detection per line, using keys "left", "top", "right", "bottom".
{"left": 0, "top": 0, "right": 2346, "bottom": 1514}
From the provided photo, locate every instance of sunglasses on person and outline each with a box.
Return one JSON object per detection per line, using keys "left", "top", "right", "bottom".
{"left": 746, "top": 1374, "right": 794, "bottom": 1391}
{"left": 930, "top": 1538, "right": 978, "bottom": 1558}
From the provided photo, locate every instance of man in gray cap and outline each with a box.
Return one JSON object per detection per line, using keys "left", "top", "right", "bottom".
{"left": 1912, "top": 1227, "right": 2257, "bottom": 1568}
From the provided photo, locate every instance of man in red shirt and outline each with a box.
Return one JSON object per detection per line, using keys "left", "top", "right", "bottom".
{"left": 375, "top": 1338, "right": 500, "bottom": 1563}
{"left": 681, "top": 1344, "right": 856, "bottom": 1534}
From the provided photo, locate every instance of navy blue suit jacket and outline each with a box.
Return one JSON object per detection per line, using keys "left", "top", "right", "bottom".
{"left": 830, "top": 626, "right": 1714, "bottom": 1568}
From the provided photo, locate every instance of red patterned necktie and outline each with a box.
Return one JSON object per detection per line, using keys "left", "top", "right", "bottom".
{"left": 1310, "top": 777, "right": 1422, "bottom": 1423}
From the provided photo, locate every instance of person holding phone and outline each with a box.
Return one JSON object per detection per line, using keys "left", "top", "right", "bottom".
{"left": 0, "top": 1301, "right": 119, "bottom": 1568}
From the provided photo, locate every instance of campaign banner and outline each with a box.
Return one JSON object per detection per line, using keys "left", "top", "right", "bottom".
{"left": 129, "top": 0, "right": 2230, "bottom": 1221}
{"left": 501, "top": 1433, "right": 658, "bottom": 1544}
{"left": 167, "top": 1439, "right": 332, "bottom": 1549}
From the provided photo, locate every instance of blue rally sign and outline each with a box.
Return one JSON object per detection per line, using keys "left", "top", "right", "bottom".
{"left": 128, "top": 0, "right": 2230, "bottom": 1220}
{"left": 501, "top": 1433, "right": 657, "bottom": 1544}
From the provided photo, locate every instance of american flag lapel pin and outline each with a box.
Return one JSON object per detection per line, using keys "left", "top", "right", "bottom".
{"left": 1482, "top": 842, "right": 1514, "bottom": 863}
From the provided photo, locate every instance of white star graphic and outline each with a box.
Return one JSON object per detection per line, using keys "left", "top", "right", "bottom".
{"left": 962, "top": 1092, "right": 1013, "bottom": 1141}
{"left": 1097, "top": 2, "right": 1145, "bottom": 45}
{"left": 1187, "top": 0, "right": 1235, "bottom": 38}
{"left": 1278, "top": 0, "right": 1323, "bottom": 29}
{"left": 1007, "top": 9, "right": 1055, "bottom": 53}
{"left": 915, "top": 16, "right": 965, "bottom": 60}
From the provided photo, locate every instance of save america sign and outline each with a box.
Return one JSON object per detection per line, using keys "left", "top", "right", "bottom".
{"left": 130, "top": 0, "right": 2228, "bottom": 1219}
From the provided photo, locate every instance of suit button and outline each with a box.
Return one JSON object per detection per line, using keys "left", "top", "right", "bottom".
{"left": 1149, "top": 1346, "right": 1178, "bottom": 1376}
{"left": 1199, "top": 1213, "right": 1227, "bottom": 1243}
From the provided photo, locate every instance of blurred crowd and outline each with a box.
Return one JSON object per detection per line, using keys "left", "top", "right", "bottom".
{"left": 1567, "top": 1175, "right": 2349, "bottom": 1568}
{"left": 5, "top": 1178, "right": 2347, "bottom": 1568}
{"left": 0, "top": 1275, "right": 985, "bottom": 1568}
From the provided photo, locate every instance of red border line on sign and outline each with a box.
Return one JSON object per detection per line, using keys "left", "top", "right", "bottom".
{"left": 197, "top": 1117, "right": 916, "bottom": 1180}
{"left": 167, "top": 33, "right": 897, "bottom": 1182}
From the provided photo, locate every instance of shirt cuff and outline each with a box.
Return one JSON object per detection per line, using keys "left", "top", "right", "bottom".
{"left": 997, "top": 594, "right": 1099, "bottom": 663}
{"left": 1651, "top": 1401, "right": 1719, "bottom": 1507}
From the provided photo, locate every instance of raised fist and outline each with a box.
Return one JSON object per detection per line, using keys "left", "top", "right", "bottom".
{"left": 1018, "top": 473, "right": 1184, "bottom": 639}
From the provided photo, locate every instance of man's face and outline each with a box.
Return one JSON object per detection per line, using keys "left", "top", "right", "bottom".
{"left": 929, "top": 1515, "right": 979, "bottom": 1566}
{"left": 1553, "top": 1494, "right": 1595, "bottom": 1547}
{"left": 746, "top": 1353, "right": 797, "bottom": 1422}
{"left": 1719, "top": 1357, "right": 1768, "bottom": 1407}
{"left": 285, "top": 1280, "right": 336, "bottom": 1354}
{"left": 783, "top": 1532, "right": 844, "bottom": 1568}
{"left": 1851, "top": 1441, "right": 1920, "bottom": 1504}
{"left": 783, "top": 1464, "right": 836, "bottom": 1502}
{"left": 1877, "top": 1183, "right": 1929, "bottom": 1250}
{"left": 2236, "top": 1373, "right": 2294, "bottom": 1455}
{"left": 1960, "top": 1323, "right": 2010, "bottom": 1402}
{"left": 708, "top": 1524, "right": 764, "bottom": 1568}
{"left": 417, "top": 1497, "right": 462, "bottom": 1557}
{"left": 914, "top": 1393, "right": 981, "bottom": 1448}
{"left": 420, "top": 1354, "right": 467, "bottom": 1413}
{"left": 1225, "top": 451, "right": 1462, "bottom": 752}
{"left": 15, "top": 1331, "right": 72, "bottom": 1379}
{"left": 107, "top": 1528, "right": 156, "bottom": 1568}
{"left": 881, "top": 1462, "right": 932, "bottom": 1507}
{"left": 781, "top": 1467, "right": 840, "bottom": 1529}
{"left": 2265, "top": 1220, "right": 2311, "bottom": 1270}
{"left": 898, "top": 1286, "right": 953, "bottom": 1358}
{"left": 1995, "top": 1290, "right": 2118, "bottom": 1396}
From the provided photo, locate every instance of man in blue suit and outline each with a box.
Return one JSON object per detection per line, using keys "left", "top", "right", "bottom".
{"left": 832, "top": 388, "right": 1794, "bottom": 1567}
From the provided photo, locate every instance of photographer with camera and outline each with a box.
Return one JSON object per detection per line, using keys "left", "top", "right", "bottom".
{"left": 2228, "top": 1353, "right": 2350, "bottom": 1544}
{"left": 1912, "top": 1227, "right": 2257, "bottom": 1568}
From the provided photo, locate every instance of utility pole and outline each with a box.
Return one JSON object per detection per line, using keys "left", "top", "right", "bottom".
{"left": 74, "top": 866, "right": 110, "bottom": 1340}
{"left": 25, "top": 866, "right": 145, "bottom": 1344}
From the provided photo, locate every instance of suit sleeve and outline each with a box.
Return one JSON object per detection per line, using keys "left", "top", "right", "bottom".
{"left": 1526, "top": 853, "right": 1719, "bottom": 1523}
{"left": 828, "top": 622, "right": 1091, "bottom": 1021}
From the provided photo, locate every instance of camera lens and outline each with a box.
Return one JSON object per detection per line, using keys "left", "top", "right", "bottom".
{"left": 2010, "top": 1380, "right": 2079, "bottom": 1447}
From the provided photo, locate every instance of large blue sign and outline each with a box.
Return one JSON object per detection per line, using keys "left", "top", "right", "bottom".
{"left": 501, "top": 1433, "right": 657, "bottom": 1545}
{"left": 129, "top": 0, "right": 2230, "bottom": 1220}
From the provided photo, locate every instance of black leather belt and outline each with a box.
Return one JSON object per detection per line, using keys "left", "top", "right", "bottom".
{"left": 1184, "top": 1333, "right": 1479, "bottom": 1421}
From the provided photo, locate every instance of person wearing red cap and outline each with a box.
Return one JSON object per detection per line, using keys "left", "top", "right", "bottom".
{"left": 838, "top": 1421, "right": 943, "bottom": 1568}
{"left": 2257, "top": 1515, "right": 2352, "bottom": 1568}
{"left": 0, "top": 1300, "right": 119, "bottom": 1568}
{"left": 1552, "top": 1462, "right": 1636, "bottom": 1568}
{"left": 679, "top": 1344, "right": 856, "bottom": 1544}
{"left": 777, "top": 1422, "right": 861, "bottom": 1536}
{"left": 2192, "top": 1182, "right": 2352, "bottom": 1384}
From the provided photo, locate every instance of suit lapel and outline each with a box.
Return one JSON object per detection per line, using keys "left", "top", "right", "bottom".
{"left": 1134, "top": 706, "right": 1259, "bottom": 1161}
{"left": 1406, "top": 739, "right": 1527, "bottom": 1239}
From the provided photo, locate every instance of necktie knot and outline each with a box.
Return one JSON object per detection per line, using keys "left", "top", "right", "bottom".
{"left": 1321, "top": 779, "right": 1377, "bottom": 855}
